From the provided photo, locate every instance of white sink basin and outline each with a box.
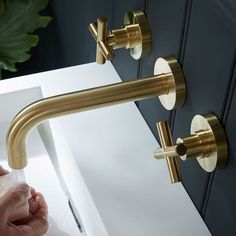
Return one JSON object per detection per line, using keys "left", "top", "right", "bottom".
{"left": 0, "top": 87, "right": 83, "bottom": 235}
{"left": 0, "top": 62, "right": 211, "bottom": 236}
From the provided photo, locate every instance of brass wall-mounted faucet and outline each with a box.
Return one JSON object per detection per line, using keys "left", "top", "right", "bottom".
{"left": 89, "top": 10, "right": 151, "bottom": 64}
{"left": 154, "top": 114, "right": 228, "bottom": 183}
{"left": 7, "top": 57, "right": 185, "bottom": 170}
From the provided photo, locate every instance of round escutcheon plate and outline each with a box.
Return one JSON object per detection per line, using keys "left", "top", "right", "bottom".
{"left": 154, "top": 57, "right": 186, "bottom": 110}
{"left": 191, "top": 114, "right": 228, "bottom": 172}
{"left": 124, "top": 10, "right": 151, "bottom": 59}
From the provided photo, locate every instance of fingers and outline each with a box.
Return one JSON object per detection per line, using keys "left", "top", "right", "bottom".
{"left": 12, "top": 212, "right": 33, "bottom": 226}
{"left": 35, "top": 192, "right": 48, "bottom": 213}
{"left": 16, "top": 225, "right": 34, "bottom": 236}
{"left": 15, "top": 192, "right": 49, "bottom": 235}
{"left": 0, "top": 185, "right": 49, "bottom": 235}
{"left": 28, "top": 198, "right": 39, "bottom": 214}
{"left": 25, "top": 191, "right": 45, "bottom": 216}
{"left": 8, "top": 203, "right": 29, "bottom": 222}
{"left": 30, "top": 187, "right": 37, "bottom": 198}
{"left": 27, "top": 216, "right": 49, "bottom": 236}
{"left": 0, "top": 183, "right": 30, "bottom": 225}
{"left": 12, "top": 191, "right": 46, "bottom": 226}
{"left": 26, "top": 192, "right": 49, "bottom": 235}
{"left": 0, "top": 165, "right": 9, "bottom": 176}
{"left": 13, "top": 196, "right": 39, "bottom": 225}
{"left": 3, "top": 223, "right": 34, "bottom": 236}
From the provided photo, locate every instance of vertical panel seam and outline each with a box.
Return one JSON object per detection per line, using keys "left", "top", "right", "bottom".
{"left": 178, "top": 0, "right": 194, "bottom": 65}
{"left": 202, "top": 51, "right": 236, "bottom": 217}
{"left": 136, "top": 58, "right": 143, "bottom": 108}
{"left": 170, "top": 0, "right": 193, "bottom": 133}
{"left": 144, "top": 0, "right": 149, "bottom": 13}
{"left": 201, "top": 173, "right": 214, "bottom": 218}
{"left": 169, "top": 0, "right": 193, "bottom": 205}
{"left": 224, "top": 66, "right": 236, "bottom": 125}
{"left": 222, "top": 54, "right": 236, "bottom": 124}
{"left": 169, "top": 0, "right": 217, "bottom": 216}
{"left": 137, "top": 0, "right": 161, "bottom": 140}
{"left": 110, "top": 0, "right": 115, "bottom": 28}
{"left": 169, "top": 0, "right": 194, "bottom": 213}
{"left": 136, "top": 0, "right": 149, "bottom": 109}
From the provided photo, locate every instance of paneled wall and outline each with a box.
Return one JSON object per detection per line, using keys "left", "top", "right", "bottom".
{"left": 112, "top": 1, "right": 236, "bottom": 235}
{"left": 3, "top": 0, "right": 236, "bottom": 235}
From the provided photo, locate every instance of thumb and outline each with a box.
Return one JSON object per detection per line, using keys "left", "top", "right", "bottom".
{"left": 0, "top": 183, "right": 30, "bottom": 226}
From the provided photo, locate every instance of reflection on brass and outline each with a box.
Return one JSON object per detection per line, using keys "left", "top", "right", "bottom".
{"left": 154, "top": 57, "right": 186, "bottom": 110}
{"left": 89, "top": 10, "right": 151, "bottom": 64}
{"left": 189, "top": 114, "right": 228, "bottom": 172}
{"left": 156, "top": 122, "right": 182, "bottom": 183}
{"left": 7, "top": 57, "right": 186, "bottom": 170}
{"left": 154, "top": 114, "right": 228, "bottom": 182}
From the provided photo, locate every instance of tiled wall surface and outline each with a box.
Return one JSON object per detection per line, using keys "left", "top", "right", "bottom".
{"left": 3, "top": 0, "right": 236, "bottom": 235}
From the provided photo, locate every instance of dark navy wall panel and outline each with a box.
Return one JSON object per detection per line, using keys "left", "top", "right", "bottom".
{"left": 48, "top": 0, "right": 114, "bottom": 66}
{"left": 172, "top": 0, "right": 236, "bottom": 212}
{"left": 204, "top": 72, "right": 236, "bottom": 235}
{"left": 138, "top": 0, "right": 187, "bottom": 140}
{"left": 203, "top": 1, "right": 236, "bottom": 233}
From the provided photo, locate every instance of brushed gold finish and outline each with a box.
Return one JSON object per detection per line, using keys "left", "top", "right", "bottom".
{"left": 96, "top": 17, "right": 115, "bottom": 64}
{"left": 156, "top": 122, "right": 182, "bottom": 183}
{"left": 124, "top": 10, "right": 151, "bottom": 59}
{"left": 154, "top": 57, "right": 186, "bottom": 110}
{"left": 190, "top": 114, "right": 228, "bottom": 172}
{"left": 96, "top": 17, "right": 107, "bottom": 64}
{"left": 88, "top": 22, "right": 97, "bottom": 40}
{"left": 154, "top": 114, "right": 228, "bottom": 182}
{"left": 7, "top": 56, "right": 185, "bottom": 170}
{"left": 154, "top": 146, "right": 177, "bottom": 159}
{"left": 88, "top": 10, "right": 151, "bottom": 64}
{"left": 7, "top": 71, "right": 180, "bottom": 170}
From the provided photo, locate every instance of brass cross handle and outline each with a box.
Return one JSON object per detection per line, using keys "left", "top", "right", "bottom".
{"left": 89, "top": 10, "right": 151, "bottom": 64}
{"left": 154, "top": 121, "right": 182, "bottom": 183}
{"left": 89, "top": 17, "right": 115, "bottom": 64}
{"left": 154, "top": 114, "right": 228, "bottom": 183}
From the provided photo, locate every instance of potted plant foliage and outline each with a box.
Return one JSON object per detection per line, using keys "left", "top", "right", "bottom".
{"left": 0, "top": 0, "right": 51, "bottom": 79}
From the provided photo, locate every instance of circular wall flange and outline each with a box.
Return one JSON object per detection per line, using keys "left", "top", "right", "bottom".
{"left": 154, "top": 57, "right": 186, "bottom": 110}
{"left": 191, "top": 114, "right": 228, "bottom": 172}
{"left": 124, "top": 10, "right": 151, "bottom": 59}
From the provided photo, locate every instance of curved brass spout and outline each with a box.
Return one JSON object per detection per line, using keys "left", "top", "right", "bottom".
{"left": 7, "top": 57, "right": 186, "bottom": 170}
{"left": 7, "top": 74, "right": 172, "bottom": 169}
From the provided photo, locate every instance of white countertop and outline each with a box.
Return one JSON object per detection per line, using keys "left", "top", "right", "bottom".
{"left": 0, "top": 62, "right": 211, "bottom": 236}
{"left": 0, "top": 87, "right": 83, "bottom": 235}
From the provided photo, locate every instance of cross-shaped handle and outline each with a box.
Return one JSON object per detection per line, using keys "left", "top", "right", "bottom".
{"left": 154, "top": 121, "right": 182, "bottom": 183}
{"left": 89, "top": 11, "right": 152, "bottom": 64}
{"left": 153, "top": 114, "right": 228, "bottom": 182}
{"left": 89, "top": 17, "right": 115, "bottom": 64}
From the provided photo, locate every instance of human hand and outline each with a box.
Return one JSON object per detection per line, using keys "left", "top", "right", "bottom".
{"left": 0, "top": 166, "right": 49, "bottom": 235}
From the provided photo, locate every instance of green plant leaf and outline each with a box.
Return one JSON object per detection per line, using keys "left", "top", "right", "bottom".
{"left": 0, "top": 0, "right": 51, "bottom": 72}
